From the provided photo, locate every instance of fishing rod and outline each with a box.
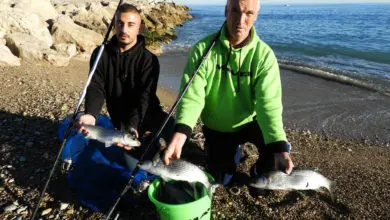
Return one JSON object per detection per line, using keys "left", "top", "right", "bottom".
{"left": 104, "top": 21, "right": 226, "bottom": 220}
{"left": 30, "top": 1, "right": 124, "bottom": 219}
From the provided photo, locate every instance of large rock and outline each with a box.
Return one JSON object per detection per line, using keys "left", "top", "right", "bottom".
{"left": 53, "top": 43, "right": 77, "bottom": 58}
{"left": 0, "top": 27, "right": 5, "bottom": 45}
{"left": 53, "top": 3, "right": 78, "bottom": 16}
{"left": 5, "top": 32, "right": 71, "bottom": 66}
{"left": 12, "top": 0, "right": 58, "bottom": 21}
{"left": 5, "top": 32, "right": 50, "bottom": 61}
{"left": 0, "top": 0, "right": 11, "bottom": 6}
{"left": 0, "top": 45, "right": 20, "bottom": 66}
{"left": 71, "top": 3, "right": 115, "bottom": 35}
{"left": 50, "top": 15, "right": 103, "bottom": 53}
{"left": 0, "top": 8, "right": 53, "bottom": 47}
{"left": 43, "top": 50, "right": 71, "bottom": 66}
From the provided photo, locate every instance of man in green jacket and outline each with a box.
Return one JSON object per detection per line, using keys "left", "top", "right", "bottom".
{"left": 164, "top": 0, "right": 294, "bottom": 185}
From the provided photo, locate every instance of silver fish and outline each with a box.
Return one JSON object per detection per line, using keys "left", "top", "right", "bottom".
{"left": 138, "top": 158, "right": 220, "bottom": 197}
{"left": 249, "top": 169, "right": 334, "bottom": 193}
{"left": 81, "top": 125, "right": 141, "bottom": 147}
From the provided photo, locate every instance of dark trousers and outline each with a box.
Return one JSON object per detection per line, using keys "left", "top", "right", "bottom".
{"left": 203, "top": 121, "right": 275, "bottom": 185}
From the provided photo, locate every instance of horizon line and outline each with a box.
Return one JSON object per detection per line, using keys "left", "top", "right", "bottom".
{"left": 183, "top": 2, "right": 390, "bottom": 6}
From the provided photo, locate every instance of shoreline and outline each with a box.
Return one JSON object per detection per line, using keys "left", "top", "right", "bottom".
{"left": 157, "top": 54, "right": 390, "bottom": 145}
{"left": 1, "top": 55, "right": 389, "bottom": 145}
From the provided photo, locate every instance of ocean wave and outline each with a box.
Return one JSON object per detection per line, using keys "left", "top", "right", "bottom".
{"left": 279, "top": 60, "right": 390, "bottom": 96}
{"left": 273, "top": 44, "right": 390, "bottom": 65}
{"left": 162, "top": 44, "right": 192, "bottom": 53}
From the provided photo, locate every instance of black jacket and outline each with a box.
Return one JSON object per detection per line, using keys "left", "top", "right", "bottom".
{"left": 85, "top": 35, "right": 161, "bottom": 132}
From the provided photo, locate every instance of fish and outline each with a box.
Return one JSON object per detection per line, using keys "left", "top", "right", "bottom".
{"left": 249, "top": 169, "right": 334, "bottom": 193}
{"left": 138, "top": 158, "right": 220, "bottom": 198}
{"left": 80, "top": 124, "right": 141, "bottom": 147}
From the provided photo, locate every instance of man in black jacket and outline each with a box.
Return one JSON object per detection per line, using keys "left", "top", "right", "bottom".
{"left": 78, "top": 4, "right": 172, "bottom": 164}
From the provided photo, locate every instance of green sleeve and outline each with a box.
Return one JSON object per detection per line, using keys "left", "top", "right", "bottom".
{"left": 254, "top": 49, "right": 287, "bottom": 144}
{"left": 175, "top": 42, "right": 209, "bottom": 129}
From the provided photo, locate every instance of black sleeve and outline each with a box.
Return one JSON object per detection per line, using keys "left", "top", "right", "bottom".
{"left": 84, "top": 47, "right": 105, "bottom": 118}
{"left": 125, "top": 53, "right": 160, "bottom": 130}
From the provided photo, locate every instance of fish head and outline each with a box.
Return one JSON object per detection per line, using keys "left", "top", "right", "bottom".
{"left": 122, "top": 134, "right": 141, "bottom": 147}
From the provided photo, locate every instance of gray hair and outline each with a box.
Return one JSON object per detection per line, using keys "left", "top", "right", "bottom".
{"left": 226, "top": 0, "right": 261, "bottom": 12}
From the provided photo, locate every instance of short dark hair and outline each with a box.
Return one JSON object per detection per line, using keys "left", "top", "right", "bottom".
{"left": 117, "top": 3, "right": 140, "bottom": 15}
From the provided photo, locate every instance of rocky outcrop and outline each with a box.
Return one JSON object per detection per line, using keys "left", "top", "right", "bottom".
{"left": 0, "top": 0, "right": 192, "bottom": 65}
{"left": 0, "top": 8, "right": 53, "bottom": 47}
{"left": 12, "top": 0, "right": 58, "bottom": 21}
{"left": 5, "top": 32, "right": 50, "bottom": 61}
{"left": 50, "top": 15, "right": 104, "bottom": 53}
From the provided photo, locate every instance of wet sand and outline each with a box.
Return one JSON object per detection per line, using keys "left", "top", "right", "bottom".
{"left": 158, "top": 53, "right": 390, "bottom": 144}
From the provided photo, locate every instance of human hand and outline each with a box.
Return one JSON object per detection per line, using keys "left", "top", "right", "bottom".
{"left": 163, "top": 132, "right": 187, "bottom": 165}
{"left": 77, "top": 114, "right": 96, "bottom": 134}
{"left": 274, "top": 152, "right": 294, "bottom": 174}
{"left": 115, "top": 143, "right": 134, "bottom": 151}
{"left": 115, "top": 127, "right": 139, "bottom": 151}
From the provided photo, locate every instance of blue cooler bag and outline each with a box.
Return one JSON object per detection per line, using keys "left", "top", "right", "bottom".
{"left": 58, "top": 114, "right": 156, "bottom": 212}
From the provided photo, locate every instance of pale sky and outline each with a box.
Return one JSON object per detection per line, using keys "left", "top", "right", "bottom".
{"left": 174, "top": 0, "right": 390, "bottom": 5}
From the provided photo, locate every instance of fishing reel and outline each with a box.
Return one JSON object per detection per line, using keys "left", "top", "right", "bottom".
{"left": 61, "top": 158, "right": 74, "bottom": 174}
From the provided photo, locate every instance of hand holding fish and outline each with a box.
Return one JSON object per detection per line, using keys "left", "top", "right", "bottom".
{"left": 76, "top": 113, "right": 96, "bottom": 134}
{"left": 163, "top": 132, "right": 187, "bottom": 165}
{"left": 274, "top": 152, "right": 294, "bottom": 174}
{"left": 116, "top": 127, "right": 139, "bottom": 150}
{"left": 77, "top": 124, "right": 141, "bottom": 149}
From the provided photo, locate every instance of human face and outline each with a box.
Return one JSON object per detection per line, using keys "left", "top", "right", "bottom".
{"left": 225, "top": 0, "right": 259, "bottom": 46}
{"left": 114, "top": 11, "right": 141, "bottom": 52}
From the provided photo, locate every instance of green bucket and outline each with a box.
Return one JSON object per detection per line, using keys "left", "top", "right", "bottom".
{"left": 148, "top": 175, "right": 213, "bottom": 220}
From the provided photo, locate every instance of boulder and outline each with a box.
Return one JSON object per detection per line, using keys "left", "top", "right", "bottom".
{"left": 43, "top": 50, "right": 71, "bottom": 66}
{"left": 0, "top": 8, "right": 53, "bottom": 47}
{"left": 0, "top": 0, "right": 11, "bottom": 6}
{"left": 73, "top": 52, "right": 92, "bottom": 62}
{"left": 0, "top": 27, "right": 5, "bottom": 45}
{"left": 12, "top": 0, "right": 58, "bottom": 21}
{"left": 52, "top": 43, "right": 77, "bottom": 58}
{"left": 5, "top": 32, "right": 50, "bottom": 61}
{"left": 53, "top": 3, "right": 78, "bottom": 17}
{"left": 0, "top": 45, "right": 20, "bottom": 66}
{"left": 50, "top": 15, "right": 103, "bottom": 53}
{"left": 71, "top": 4, "right": 115, "bottom": 35}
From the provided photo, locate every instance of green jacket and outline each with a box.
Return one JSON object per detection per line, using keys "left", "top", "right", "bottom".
{"left": 175, "top": 25, "right": 287, "bottom": 146}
